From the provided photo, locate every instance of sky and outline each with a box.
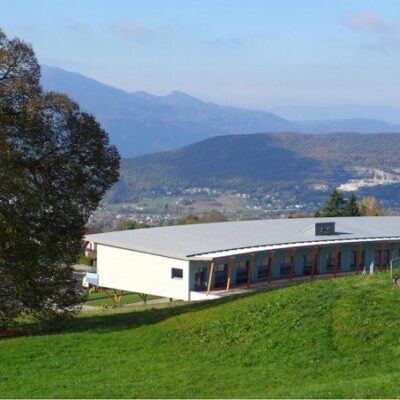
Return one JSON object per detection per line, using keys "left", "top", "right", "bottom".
{"left": 2, "top": 0, "right": 400, "bottom": 111}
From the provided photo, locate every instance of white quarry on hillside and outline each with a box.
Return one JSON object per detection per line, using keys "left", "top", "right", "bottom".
{"left": 338, "top": 167, "right": 400, "bottom": 192}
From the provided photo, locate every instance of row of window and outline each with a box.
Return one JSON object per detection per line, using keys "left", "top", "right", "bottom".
{"left": 175, "top": 249, "right": 396, "bottom": 285}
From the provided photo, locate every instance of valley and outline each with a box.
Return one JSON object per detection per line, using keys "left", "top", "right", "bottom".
{"left": 87, "top": 132, "right": 400, "bottom": 228}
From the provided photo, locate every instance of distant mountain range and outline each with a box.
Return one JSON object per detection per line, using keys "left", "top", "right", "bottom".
{"left": 109, "top": 132, "right": 400, "bottom": 203}
{"left": 41, "top": 66, "right": 400, "bottom": 157}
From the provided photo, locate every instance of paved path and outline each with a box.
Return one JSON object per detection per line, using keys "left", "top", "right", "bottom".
{"left": 81, "top": 297, "right": 172, "bottom": 312}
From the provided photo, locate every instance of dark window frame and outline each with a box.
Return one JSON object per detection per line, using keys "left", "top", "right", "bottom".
{"left": 326, "top": 251, "right": 341, "bottom": 271}
{"left": 257, "top": 257, "right": 271, "bottom": 280}
{"left": 280, "top": 255, "right": 292, "bottom": 276}
{"left": 171, "top": 267, "right": 183, "bottom": 279}
{"left": 351, "top": 250, "right": 365, "bottom": 270}
{"left": 236, "top": 260, "right": 249, "bottom": 284}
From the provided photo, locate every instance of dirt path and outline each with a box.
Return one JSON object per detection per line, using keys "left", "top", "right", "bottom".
{"left": 81, "top": 297, "right": 172, "bottom": 312}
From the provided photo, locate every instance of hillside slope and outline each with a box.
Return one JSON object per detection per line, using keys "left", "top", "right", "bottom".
{"left": 41, "top": 66, "right": 400, "bottom": 156}
{"left": 110, "top": 132, "right": 400, "bottom": 202}
{"left": 0, "top": 274, "right": 399, "bottom": 398}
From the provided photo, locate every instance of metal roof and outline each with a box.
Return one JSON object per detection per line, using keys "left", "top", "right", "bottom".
{"left": 85, "top": 216, "right": 400, "bottom": 261}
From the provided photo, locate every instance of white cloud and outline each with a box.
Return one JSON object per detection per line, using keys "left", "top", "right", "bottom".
{"left": 111, "top": 21, "right": 177, "bottom": 40}
{"left": 342, "top": 12, "right": 400, "bottom": 53}
{"left": 343, "top": 12, "right": 395, "bottom": 33}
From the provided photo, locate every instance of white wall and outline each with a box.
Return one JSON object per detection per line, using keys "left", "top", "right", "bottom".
{"left": 97, "top": 244, "right": 190, "bottom": 300}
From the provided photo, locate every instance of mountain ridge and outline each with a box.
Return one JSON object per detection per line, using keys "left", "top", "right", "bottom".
{"left": 41, "top": 65, "right": 400, "bottom": 156}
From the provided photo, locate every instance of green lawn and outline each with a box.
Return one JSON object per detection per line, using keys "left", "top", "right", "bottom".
{"left": 85, "top": 291, "right": 158, "bottom": 307}
{"left": 1, "top": 273, "right": 400, "bottom": 398}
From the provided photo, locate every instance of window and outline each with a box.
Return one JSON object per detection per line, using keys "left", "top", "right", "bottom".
{"left": 214, "top": 263, "right": 228, "bottom": 288}
{"left": 171, "top": 268, "right": 183, "bottom": 279}
{"left": 351, "top": 250, "right": 365, "bottom": 270}
{"left": 258, "top": 257, "right": 270, "bottom": 280}
{"left": 374, "top": 250, "right": 390, "bottom": 268}
{"left": 280, "top": 255, "right": 292, "bottom": 276}
{"left": 326, "top": 251, "right": 341, "bottom": 271}
{"left": 303, "top": 253, "right": 316, "bottom": 275}
{"left": 236, "top": 260, "right": 249, "bottom": 284}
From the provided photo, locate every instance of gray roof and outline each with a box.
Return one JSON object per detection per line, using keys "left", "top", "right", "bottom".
{"left": 85, "top": 216, "right": 400, "bottom": 260}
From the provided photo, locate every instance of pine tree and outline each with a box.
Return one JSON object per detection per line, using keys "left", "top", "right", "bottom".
{"left": 344, "top": 193, "right": 361, "bottom": 216}
{"left": 317, "top": 189, "right": 347, "bottom": 217}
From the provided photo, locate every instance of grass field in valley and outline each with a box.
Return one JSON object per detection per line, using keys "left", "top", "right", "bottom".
{"left": 1, "top": 273, "right": 400, "bottom": 398}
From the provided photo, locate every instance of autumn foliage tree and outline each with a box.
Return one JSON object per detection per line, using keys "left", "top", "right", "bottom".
{"left": 359, "top": 196, "right": 385, "bottom": 216}
{"left": 0, "top": 30, "right": 120, "bottom": 327}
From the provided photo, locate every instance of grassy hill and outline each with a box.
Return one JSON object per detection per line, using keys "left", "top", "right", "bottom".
{"left": 1, "top": 273, "right": 400, "bottom": 398}
{"left": 109, "top": 132, "right": 400, "bottom": 203}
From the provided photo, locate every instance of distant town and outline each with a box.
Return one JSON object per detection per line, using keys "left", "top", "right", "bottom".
{"left": 89, "top": 185, "right": 400, "bottom": 230}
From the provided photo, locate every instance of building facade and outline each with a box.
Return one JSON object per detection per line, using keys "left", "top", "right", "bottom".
{"left": 85, "top": 217, "right": 400, "bottom": 301}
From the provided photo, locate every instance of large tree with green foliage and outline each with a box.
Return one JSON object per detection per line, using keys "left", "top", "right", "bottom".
{"left": 316, "top": 190, "right": 363, "bottom": 217}
{"left": 0, "top": 30, "right": 120, "bottom": 327}
{"left": 344, "top": 193, "right": 361, "bottom": 216}
{"left": 316, "top": 189, "right": 347, "bottom": 217}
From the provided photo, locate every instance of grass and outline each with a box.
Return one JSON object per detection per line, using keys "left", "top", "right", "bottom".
{"left": 85, "top": 291, "right": 158, "bottom": 307}
{"left": 78, "top": 254, "right": 92, "bottom": 266}
{"left": 1, "top": 273, "right": 400, "bottom": 398}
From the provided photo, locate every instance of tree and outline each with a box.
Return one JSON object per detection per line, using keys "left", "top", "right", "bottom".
{"left": 118, "top": 220, "right": 149, "bottom": 230}
{"left": 0, "top": 30, "right": 120, "bottom": 328}
{"left": 316, "top": 189, "right": 347, "bottom": 217}
{"left": 178, "top": 209, "right": 227, "bottom": 225}
{"left": 359, "top": 196, "right": 385, "bottom": 216}
{"left": 344, "top": 193, "right": 361, "bottom": 216}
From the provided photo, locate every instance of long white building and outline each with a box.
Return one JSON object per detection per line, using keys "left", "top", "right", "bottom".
{"left": 85, "top": 216, "right": 400, "bottom": 301}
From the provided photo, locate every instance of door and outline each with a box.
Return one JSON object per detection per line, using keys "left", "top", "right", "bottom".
{"left": 194, "top": 268, "right": 207, "bottom": 291}
{"left": 236, "top": 260, "right": 249, "bottom": 284}
{"left": 214, "top": 263, "right": 228, "bottom": 288}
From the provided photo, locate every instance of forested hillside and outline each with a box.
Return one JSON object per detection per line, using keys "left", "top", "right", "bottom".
{"left": 109, "top": 132, "right": 400, "bottom": 202}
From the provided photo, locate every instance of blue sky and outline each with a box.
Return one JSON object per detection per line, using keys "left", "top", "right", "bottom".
{"left": 2, "top": 0, "right": 400, "bottom": 109}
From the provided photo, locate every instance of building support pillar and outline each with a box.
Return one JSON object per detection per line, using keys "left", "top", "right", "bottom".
{"left": 268, "top": 250, "right": 276, "bottom": 283}
{"left": 333, "top": 245, "right": 340, "bottom": 278}
{"left": 247, "top": 253, "right": 255, "bottom": 287}
{"left": 380, "top": 242, "right": 386, "bottom": 271}
{"left": 289, "top": 248, "right": 296, "bottom": 281}
{"left": 311, "top": 246, "right": 318, "bottom": 279}
{"left": 226, "top": 256, "right": 235, "bottom": 292}
{"left": 207, "top": 260, "right": 215, "bottom": 295}
{"left": 356, "top": 243, "right": 363, "bottom": 274}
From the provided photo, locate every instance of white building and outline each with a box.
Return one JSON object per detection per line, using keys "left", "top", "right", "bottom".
{"left": 85, "top": 216, "right": 400, "bottom": 301}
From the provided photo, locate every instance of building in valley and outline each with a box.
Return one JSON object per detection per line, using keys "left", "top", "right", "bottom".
{"left": 84, "top": 216, "right": 400, "bottom": 301}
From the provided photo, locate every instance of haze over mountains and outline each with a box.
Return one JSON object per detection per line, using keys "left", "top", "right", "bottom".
{"left": 41, "top": 66, "right": 400, "bottom": 157}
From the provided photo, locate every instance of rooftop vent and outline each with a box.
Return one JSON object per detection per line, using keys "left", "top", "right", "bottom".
{"left": 315, "top": 222, "right": 335, "bottom": 236}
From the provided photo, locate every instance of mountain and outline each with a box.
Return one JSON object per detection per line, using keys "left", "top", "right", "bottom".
{"left": 41, "top": 66, "right": 291, "bottom": 156}
{"left": 109, "top": 132, "right": 400, "bottom": 203}
{"left": 41, "top": 66, "right": 400, "bottom": 157}
{"left": 271, "top": 105, "right": 400, "bottom": 124}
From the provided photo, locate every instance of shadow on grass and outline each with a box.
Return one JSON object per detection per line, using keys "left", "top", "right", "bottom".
{"left": 2, "top": 286, "right": 287, "bottom": 339}
{"left": 7, "top": 274, "right": 374, "bottom": 338}
{"left": 62, "top": 292, "right": 257, "bottom": 335}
